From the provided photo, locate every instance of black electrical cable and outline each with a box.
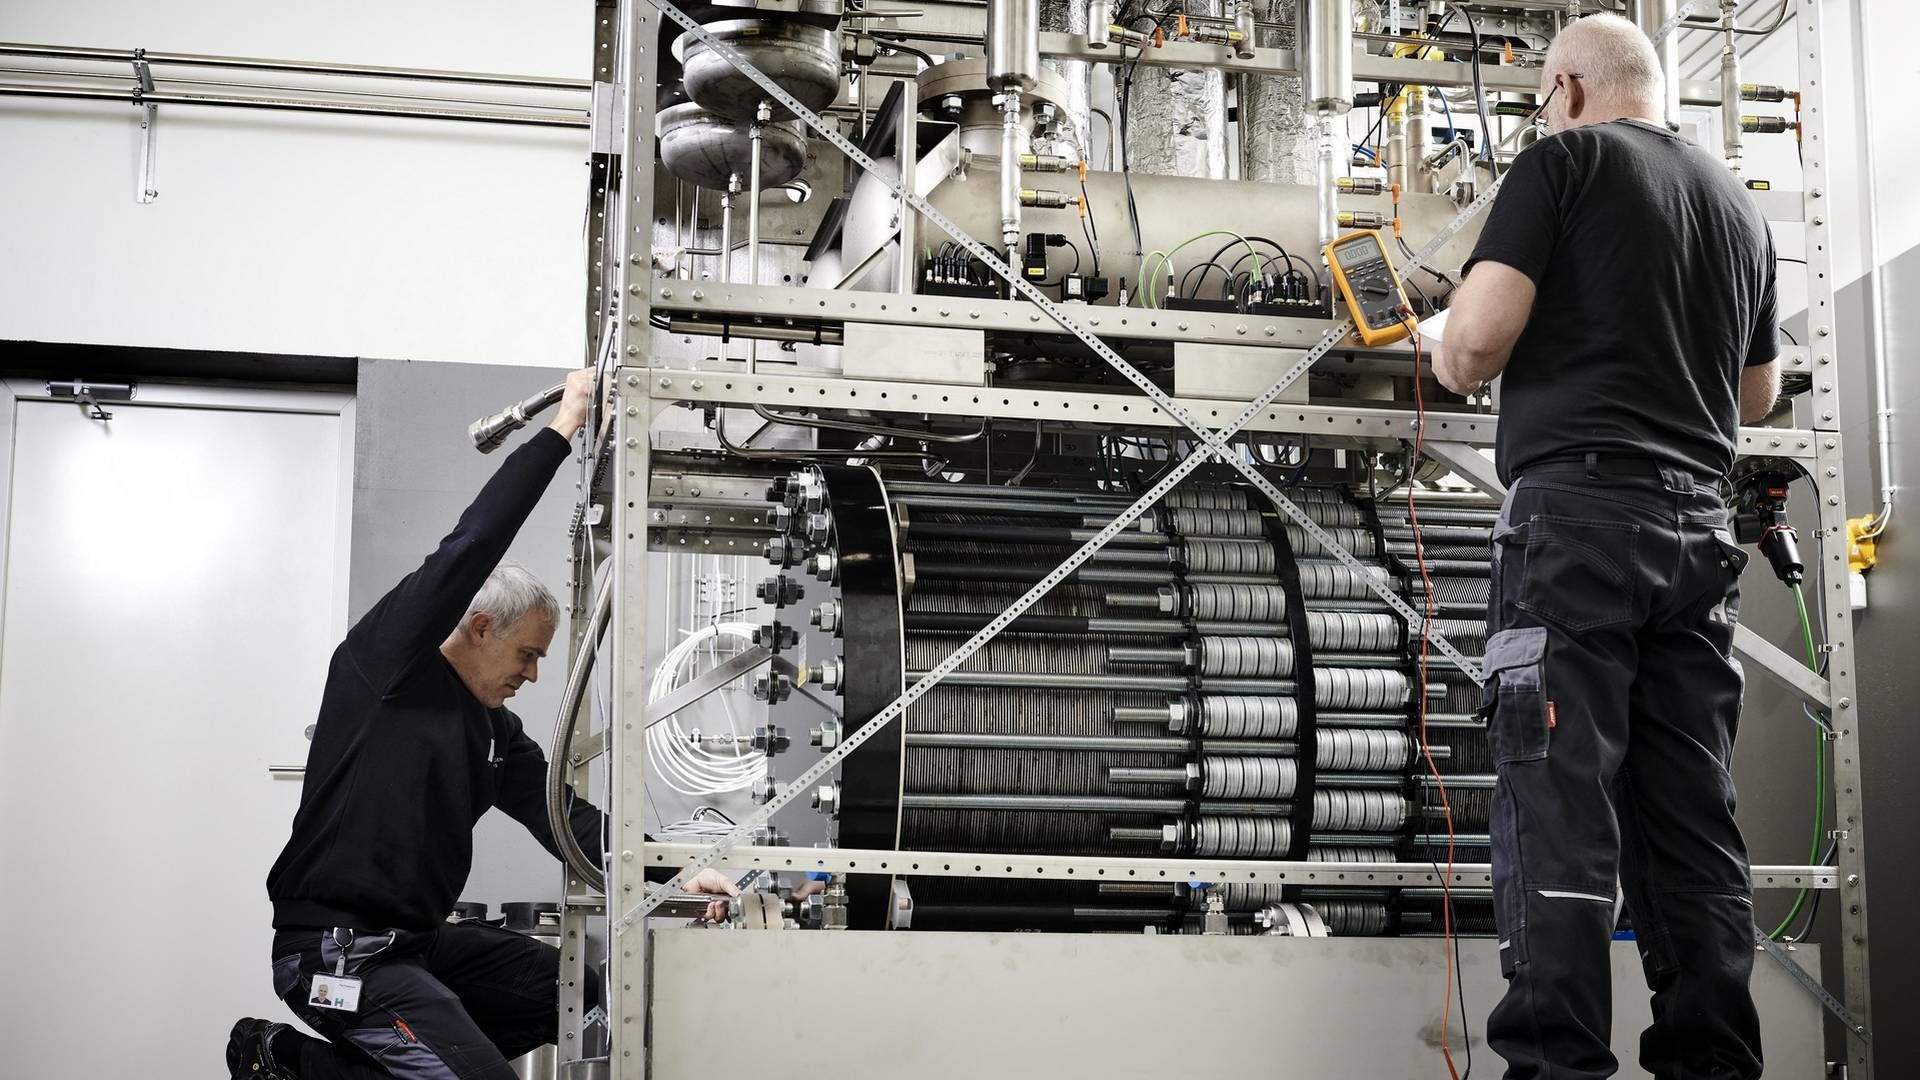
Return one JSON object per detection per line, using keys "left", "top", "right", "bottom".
{"left": 1040, "top": 237, "right": 1085, "bottom": 285}
{"left": 1117, "top": 7, "right": 1182, "bottom": 272}
{"left": 1446, "top": 3, "right": 1497, "bottom": 171}
{"left": 1790, "top": 837, "right": 1840, "bottom": 942}
{"left": 869, "top": 33, "right": 936, "bottom": 69}
{"left": 1427, "top": 854, "right": 1474, "bottom": 1078}
{"left": 1398, "top": 233, "right": 1458, "bottom": 294}
{"left": 1080, "top": 172, "right": 1103, "bottom": 275}
{"left": 1179, "top": 260, "right": 1230, "bottom": 299}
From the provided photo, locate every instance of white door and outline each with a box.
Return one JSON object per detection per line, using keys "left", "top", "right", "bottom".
{"left": 0, "top": 385, "right": 349, "bottom": 1076}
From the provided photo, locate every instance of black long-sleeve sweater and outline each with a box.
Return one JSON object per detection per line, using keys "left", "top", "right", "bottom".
{"left": 268, "top": 427, "right": 607, "bottom": 932}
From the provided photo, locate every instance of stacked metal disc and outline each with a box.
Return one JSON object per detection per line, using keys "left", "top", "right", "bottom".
{"left": 1371, "top": 488, "right": 1501, "bottom": 933}
{"left": 863, "top": 479, "right": 1444, "bottom": 935}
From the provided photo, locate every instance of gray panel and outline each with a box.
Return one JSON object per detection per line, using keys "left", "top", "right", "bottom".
{"left": 649, "top": 931, "right": 1825, "bottom": 1079}
{"left": 351, "top": 357, "right": 574, "bottom": 906}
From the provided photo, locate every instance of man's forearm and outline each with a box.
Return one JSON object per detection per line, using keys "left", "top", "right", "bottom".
{"left": 1437, "top": 343, "right": 1507, "bottom": 395}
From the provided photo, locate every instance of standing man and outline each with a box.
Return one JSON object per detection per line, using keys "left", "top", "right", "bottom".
{"left": 1434, "top": 14, "right": 1778, "bottom": 1080}
{"left": 228, "top": 370, "right": 738, "bottom": 1079}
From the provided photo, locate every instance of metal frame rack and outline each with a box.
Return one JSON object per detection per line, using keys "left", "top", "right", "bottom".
{"left": 558, "top": 0, "right": 1872, "bottom": 1075}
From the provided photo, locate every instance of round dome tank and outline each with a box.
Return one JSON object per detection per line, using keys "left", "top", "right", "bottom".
{"left": 673, "top": 19, "right": 841, "bottom": 122}
{"left": 657, "top": 103, "right": 808, "bottom": 190}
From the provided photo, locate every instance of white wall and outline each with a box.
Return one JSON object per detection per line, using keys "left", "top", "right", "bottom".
{"left": 0, "top": 1, "right": 593, "bottom": 367}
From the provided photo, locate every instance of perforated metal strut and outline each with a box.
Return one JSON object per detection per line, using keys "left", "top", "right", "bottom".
{"left": 618, "top": 0, "right": 1699, "bottom": 927}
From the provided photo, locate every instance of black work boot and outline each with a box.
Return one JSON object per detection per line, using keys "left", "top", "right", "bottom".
{"left": 227, "top": 1018, "right": 296, "bottom": 1079}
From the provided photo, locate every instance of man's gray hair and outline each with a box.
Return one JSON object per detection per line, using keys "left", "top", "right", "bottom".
{"left": 465, "top": 559, "right": 560, "bottom": 631}
{"left": 1546, "top": 13, "right": 1664, "bottom": 111}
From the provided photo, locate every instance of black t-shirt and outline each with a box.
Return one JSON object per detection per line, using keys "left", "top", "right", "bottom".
{"left": 1464, "top": 118, "right": 1778, "bottom": 484}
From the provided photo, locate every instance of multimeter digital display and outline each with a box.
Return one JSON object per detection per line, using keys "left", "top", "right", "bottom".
{"left": 1324, "top": 231, "right": 1420, "bottom": 346}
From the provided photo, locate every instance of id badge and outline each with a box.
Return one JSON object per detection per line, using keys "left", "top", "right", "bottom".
{"left": 309, "top": 974, "right": 363, "bottom": 1012}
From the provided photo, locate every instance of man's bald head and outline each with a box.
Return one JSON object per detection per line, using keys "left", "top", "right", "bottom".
{"left": 1541, "top": 13, "right": 1664, "bottom": 133}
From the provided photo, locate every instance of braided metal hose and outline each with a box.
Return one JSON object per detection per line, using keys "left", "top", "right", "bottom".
{"left": 546, "top": 573, "right": 613, "bottom": 894}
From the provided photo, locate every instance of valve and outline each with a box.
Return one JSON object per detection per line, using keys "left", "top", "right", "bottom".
{"left": 756, "top": 575, "right": 804, "bottom": 608}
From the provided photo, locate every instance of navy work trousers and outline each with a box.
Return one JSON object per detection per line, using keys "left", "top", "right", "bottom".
{"left": 1482, "top": 457, "right": 1764, "bottom": 1080}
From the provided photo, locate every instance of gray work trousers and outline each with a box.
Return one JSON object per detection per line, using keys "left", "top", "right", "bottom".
{"left": 1482, "top": 456, "right": 1763, "bottom": 1080}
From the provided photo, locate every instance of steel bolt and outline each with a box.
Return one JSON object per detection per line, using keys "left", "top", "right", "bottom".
{"left": 659, "top": 377, "right": 673, "bottom": 389}
{"left": 691, "top": 289, "right": 705, "bottom": 301}
{"left": 660, "top": 288, "right": 673, "bottom": 299}
{"left": 1839, "top": 697, "right": 1852, "bottom": 709}
{"left": 625, "top": 406, "right": 639, "bottom": 417}
{"left": 627, "top": 375, "right": 641, "bottom": 387}
{"left": 626, "top": 345, "right": 640, "bottom": 357}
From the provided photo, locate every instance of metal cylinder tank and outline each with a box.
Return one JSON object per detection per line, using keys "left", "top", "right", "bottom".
{"left": 1238, "top": 1, "right": 1315, "bottom": 184}
{"left": 1636, "top": 0, "right": 1681, "bottom": 124}
{"left": 673, "top": 19, "right": 841, "bottom": 122}
{"left": 1126, "top": 0, "right": 1229, "bottom": 179}
{"left": 657, "top": 103, "right": 809, "bottom": 191}
{"left": 1301, "top": 0, "right": 1355, "bottom": 115}
{"left": 986, "top": 0, "right": 1041, "bottom": 91}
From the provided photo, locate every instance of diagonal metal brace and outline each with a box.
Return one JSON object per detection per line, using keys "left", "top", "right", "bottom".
{"left": 1753, "top": 926, "right": 1871, "bottom": 1042}
{"left": 1731, "top": 623, "right": 1832, "bottom": 712}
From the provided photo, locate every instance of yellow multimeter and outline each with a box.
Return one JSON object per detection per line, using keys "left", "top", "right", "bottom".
{"left": 1324, "top": 231, "right": 1420, "bottom": 346}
